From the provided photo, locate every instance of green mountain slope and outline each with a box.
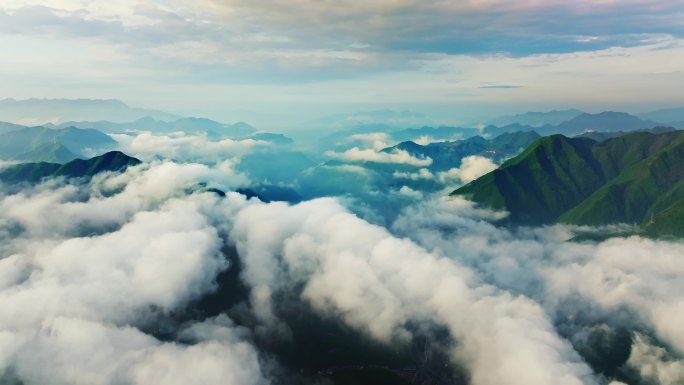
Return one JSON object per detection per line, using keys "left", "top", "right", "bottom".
{"left": 0, "top": 151, "right": 141, "bottom": 184}
{"left": 560, "top": 133, "right": 684, "bottom": 225}
{"left": 0, "top": 162, "right": 62, "bottom": 183}
{"left": 453, "top": 135, "right": 606, "bottom": 223}
{"left": 451, "top": 130, "right": 684, "bottom": 235}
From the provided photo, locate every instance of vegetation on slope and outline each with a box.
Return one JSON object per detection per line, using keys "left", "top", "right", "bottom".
{"left": 451, "top": 130, "right": 684, "bottom": 236}
{"left": 0, "top": 151, "right": 141, "bottom": 184}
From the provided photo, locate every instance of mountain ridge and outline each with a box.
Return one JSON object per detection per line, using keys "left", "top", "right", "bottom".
{"left": 0, "top": 151, "right": 141, "bottom": 184}
{"left": 451, "top": 130, "right": 684, "bottom": 237}
{"left": 0, "top": 126, "right": 116, "bottom": 163}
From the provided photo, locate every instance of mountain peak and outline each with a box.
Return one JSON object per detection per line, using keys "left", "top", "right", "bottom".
{"left": 453, "top": 130, "right": 684, "bottom": 236}
{"left": 0, "top": 151, "right": 141, "bottom": 184}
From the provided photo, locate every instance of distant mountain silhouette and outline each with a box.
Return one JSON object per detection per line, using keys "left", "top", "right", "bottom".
{"left": 0, "top": 126, "right": 116, "bottom": 162}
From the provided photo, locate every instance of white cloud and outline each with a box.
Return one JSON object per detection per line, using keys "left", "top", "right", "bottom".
{"left": 393, "top": 168, "right": 434, "bottom": 180}
{"left": 111, "top": 132, "right": 266, "bottom": 164}
{"left": 392, "top": 196, "right": 684, "bottom": 384}
{"left": 0, "top": 162, "right": 268, "bottom": 385}
{"left": 325, "top": 147, "right": 432, "bottom": 167}
{"left": 438, "top": 155, "right": 497, "bottom": 184}
{"left": 413, "top": 135, "right": 451, "bottom": 146}
{"left": 0, "top": 197, "right": 225, "bottom": 328}
{"left": 3, "top": 134, "right": 684, "bottom": 385}
{"left": 0, "top": 161, "right": 247, "bottom": 239}
{"left": 397, "top": 185, "right": 423, "bottom": 199}
{"left": 627, "top": 333, "right": 684, "bottom": 385}
{"left": 11, "top": 316, "right": 267, "bottom": 385}
{"left": 345, "top": 132, "right": 394, "bottom": 150}
{"left": 545, "top": 237, "right": 684, "bottom": 354}
{"left": 230, "top": 198, "right": 595, "bottom": 385}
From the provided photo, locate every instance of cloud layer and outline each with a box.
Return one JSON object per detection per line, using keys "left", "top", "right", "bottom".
{"left": 2, "top": 0, "right": 684, "bottom": 122}
{"left": 0, "top": 162, "right": 270, "bottom": 385}
{"left": 1, "top": 140, "right": 684, "bottom": 385}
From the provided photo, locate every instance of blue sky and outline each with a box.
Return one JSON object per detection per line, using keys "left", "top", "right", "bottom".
{"left": 1, "top": 0, "right": 684, "bottom": 127}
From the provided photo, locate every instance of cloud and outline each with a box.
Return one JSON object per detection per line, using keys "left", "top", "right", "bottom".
{"left": 0, "top": 161, "right": 247, "bottom": 240}
{"left": 325, "top": 147, "right": 432, "bottom": 166}
{"left": 230, "top": 198, "right": 596, "bottom": 385}
{"left": 3, "top": 133, "right": 684, "bottom": 385}
{"left": 206, "top": 0, "right": 684, "bottom": 56}
{"left": 0, "top": 161, "right": 271, "bottom": 385}
{"left": 544, "top": 237, "right": 684, "bottom": 354}
{"left": 11, "top": 316, "right": 267, "bottom": 385}
{"left": 393, "top": 168, "right": 435, "bottom": 180}
{"left": 111, "top": 132, "right": 266, "bottom": 164}
{"left": 627, "top": 333, "right": 684, "bottom": 385}
{"left": 1, "top": 0, "right": 682, "bottom": 84}
{"left": 392, "top": 196, "right": 684, "bottom": 382}
{"left": 0, "top": 196, "right": 228, "bottom": 329}
{"left": 345, "top": 132, "right": 394, "bottom": 150}
{"left": 438, "top": 155, "right": 498, "bottom": 184}
{"left": 397, "top": 185, "right": 423, "bottom": 199}
{"left": 2, "top": 1, "right": 684, "bottom": 121}
{"left": 413, "top": 135, "right": 462, "bottom": 145}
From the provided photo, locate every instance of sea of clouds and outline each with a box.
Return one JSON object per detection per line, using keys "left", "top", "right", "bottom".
{"left": 0, "top": 131, "right": 683, "bottom": 385}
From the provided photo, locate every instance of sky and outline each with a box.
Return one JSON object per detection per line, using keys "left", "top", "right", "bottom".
{"left": 1, "top": 0, "right": 684, "bottom": 126}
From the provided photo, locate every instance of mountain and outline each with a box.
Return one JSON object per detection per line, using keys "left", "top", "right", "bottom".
{"left": 17, "top": 142, "right": 80, "bottom": 164}
{"left": 49, "top": 117, "right": 256, "bottom": 139}
{"left": 0, "top": 98, "right": 178, "bottom": 125}
{"left": 487, "top": 109, "right": 584, "bottom": 127}
{"left": 483, "top": 123, "right": 539, "bottom": 137}
{"left": 550, "top": 112, "right": 656, "bottom": 135}
{"left": 0, "top": 121, "right": 26, "bottom": 134}
{"left": 248, "top": 133, "right": 294, "bottom": 145}
{"left": 574, "top": 126, "right": 676, "bottom": 142}
{"left": 318, "top": 125, "right": 481, "bottom": 153}
{"left": 0, "top": 126, "right": 116, "bottom": 162}
{"left": 0, "top": 151, "right": 141, "bottom": 184}
{"left": 236, "top": 185, "right": 303, "bottom": 203}
{"left": 383, "top": 131, "right": 540, "bottom": 171}
{"left": 637, "top": 107, "right": 684, "bottom": 126}
{"left": 483, "top": 112, "right": 658, "bottom": 137}
{"left": 451, "top": 130, "right": 684, "bottom": 237}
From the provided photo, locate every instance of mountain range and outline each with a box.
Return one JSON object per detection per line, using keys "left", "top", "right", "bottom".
{"left": 0, "top": 151, "right": 141, "bottom": 184}
{"left": 0, "top": 98, "right": 178, "bottom": 125}
{"left": 46, "top": 117, "right": 257, "bottom": 139}
{"left": 483, "top": 111, "right": 663, "bottom": 137}
{"left": 486, "top": 109, "right": 584, "bottom": 127}
{"left": 0, "top": 126, "right": 117, "bottom": 163}
{"left": 636, "top": 106, "right": 684, "bottom": 126}
{"left": 383, "top": 131, "right": 540, "bottom": 171}
{"left": 452, "top": 130, "right": 684, "bottom": 237}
